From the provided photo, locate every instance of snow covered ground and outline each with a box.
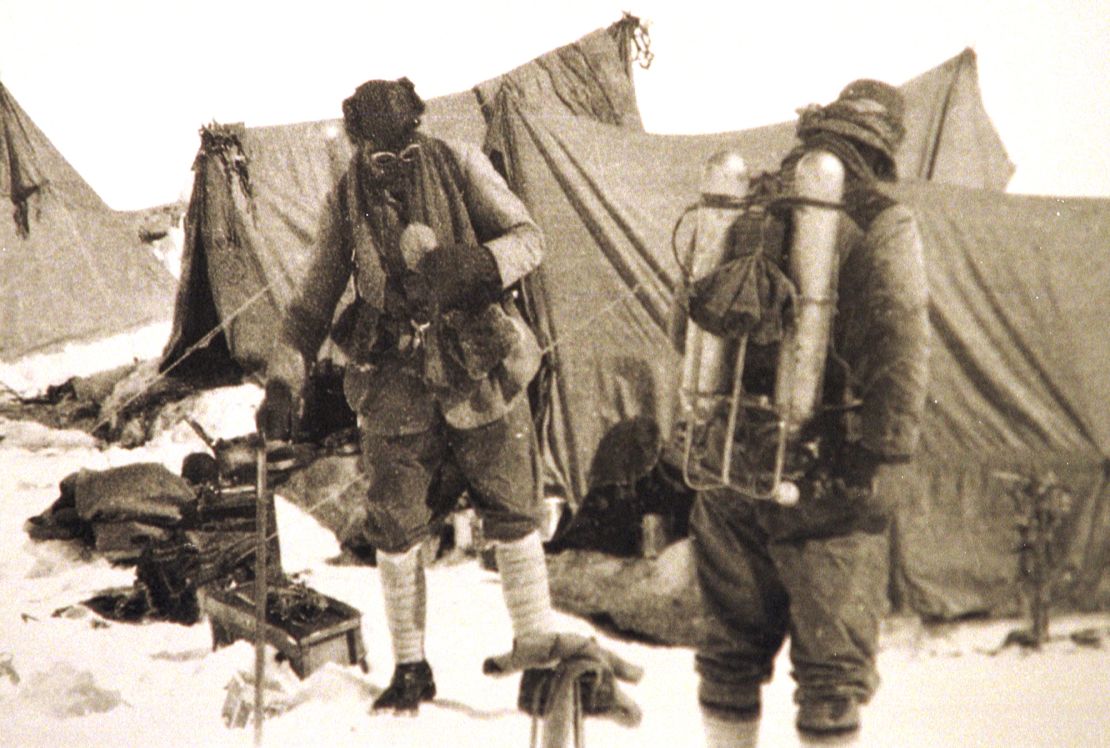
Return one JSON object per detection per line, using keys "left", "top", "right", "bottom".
{"left": 0, "top": 321, "right": 173, "bottom": 398}
{"left": 1, "top": 333, "right": 1108, "bottom": 747}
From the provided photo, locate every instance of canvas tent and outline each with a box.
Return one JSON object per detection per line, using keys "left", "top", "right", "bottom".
{"left": 161, "top": 17, "right": 648, "bottom": 375}
{"left": 489, "top": 97, "right": 1110, "bottom": 617}
{"left": 483, "top": 48, "right": 1015, "bottom": 505}
{"left": 164, "top": 26, "right": 1006, "bottom": 378}
{"left": 0, "top": 82, "right": 177, "bottom": 361}
{"left": 889, "top": 183, "right": 1110, "bottom": 618}
{"left": 159, "top": 16, "right": 1109, "bottom": 619}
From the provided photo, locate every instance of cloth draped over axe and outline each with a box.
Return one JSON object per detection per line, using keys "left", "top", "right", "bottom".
{"left": 482, "top": 632, "right": 644, "bottom": 735}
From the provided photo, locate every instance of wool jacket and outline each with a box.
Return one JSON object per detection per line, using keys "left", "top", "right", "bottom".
{"left": 268, "top": 135, "right": 544, "bottom": 434}
{"left": 832, "top": 199, "right": 930, "bottom": 460}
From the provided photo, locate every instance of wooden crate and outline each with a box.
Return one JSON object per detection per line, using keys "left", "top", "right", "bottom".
{"left": 182, "top": 483, "right": 283, "bottom": 584}
{"left": 200, "top": 582, "right": 368, "bottom": 679}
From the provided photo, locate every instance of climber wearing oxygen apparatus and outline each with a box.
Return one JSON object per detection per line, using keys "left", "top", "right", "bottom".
{"left": 676, "top": 144, "right": 847, "bottom": 507}
{"left": 677, "top": 80, "right": 930, "bottom": 745}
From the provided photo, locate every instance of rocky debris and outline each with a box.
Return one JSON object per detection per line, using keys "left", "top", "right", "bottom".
{"left": 547, "top": 539, "right": 709, "bottom": 646}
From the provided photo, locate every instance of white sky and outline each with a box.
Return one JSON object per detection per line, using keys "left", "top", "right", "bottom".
{"left": 0, "top": 0, "right": 1107, "bottom": 210}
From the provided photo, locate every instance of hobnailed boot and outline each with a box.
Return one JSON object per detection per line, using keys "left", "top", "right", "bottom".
{"left": 372, "top": 660, "right": 437, "bottom": 713}
{"left": 796, "top": 696, "right": 861, "bottom": 742}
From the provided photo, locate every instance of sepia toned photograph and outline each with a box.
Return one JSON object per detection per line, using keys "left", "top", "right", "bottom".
{"left": 1, "top": 2, "right": 1107, "bottom": 746}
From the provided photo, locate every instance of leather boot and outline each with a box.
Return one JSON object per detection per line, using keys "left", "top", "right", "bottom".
{"left": 796, "top": 695, "right": 861, "bottom": 740}
{"left": 371, "top": 660, "right": 437, "bottom": 713}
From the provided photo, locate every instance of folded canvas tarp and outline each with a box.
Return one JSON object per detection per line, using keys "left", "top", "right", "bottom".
{"left": 0, "top": 82, "right": 177, "bottom": 360}
{"left": 161, "top": 17, "right": 648, "bottom": 374}
{"left": 487, "top": 97, "right": 1109, "bottom": 617}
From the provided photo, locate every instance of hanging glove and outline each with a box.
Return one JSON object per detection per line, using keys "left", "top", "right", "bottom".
{"left": 483, "top": 632, "right": 644, "bottom": 728}
{"left": 837, "top": 443, "right": 883, "bottom": 492}
{"left": 831, "top": 442, "right": 905, "bottom": 532}
{"left": 255, "top": 380, "right": 300, "bottom": 442}
{"left": 416, "top": 243, "right": 503, "bottom": 314}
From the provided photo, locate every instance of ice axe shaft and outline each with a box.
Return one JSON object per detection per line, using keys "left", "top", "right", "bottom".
{"left": 183, "top": 416, "right": 217, "bottom": 451}
{"left": 253, "top": 437, "right": 269, "bottom": 746}
{"left": 529, "top": 681, "right": 584, "bottom": 748}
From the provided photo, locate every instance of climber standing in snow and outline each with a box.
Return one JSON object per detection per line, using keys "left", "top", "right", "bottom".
{"left": 686, "top": 79, "right": 930, "bottom": 745}
{"left": 255, "top": 77, "right": 560, "bottom": 713}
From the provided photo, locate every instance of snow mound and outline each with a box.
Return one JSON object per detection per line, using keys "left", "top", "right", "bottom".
{"left": 17, "top": 662, "right": 123, "bottom": 718}
{"left": 0, "top": 418, "right": 99, "bottom": 452}
{"left": 0, "top": 322, "right": 171, "bottom": 398}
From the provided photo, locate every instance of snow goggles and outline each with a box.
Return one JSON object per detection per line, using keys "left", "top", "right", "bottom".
{"left": 368, "top": 143, "right": 422, "bottom": 170}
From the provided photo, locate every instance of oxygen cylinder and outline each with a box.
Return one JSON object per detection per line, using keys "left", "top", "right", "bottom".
{"left": 679, "top": 150, "right": 749, "bottom": 412}
{"left": 774, "top": 149, "right": 845, "bottom": 435}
